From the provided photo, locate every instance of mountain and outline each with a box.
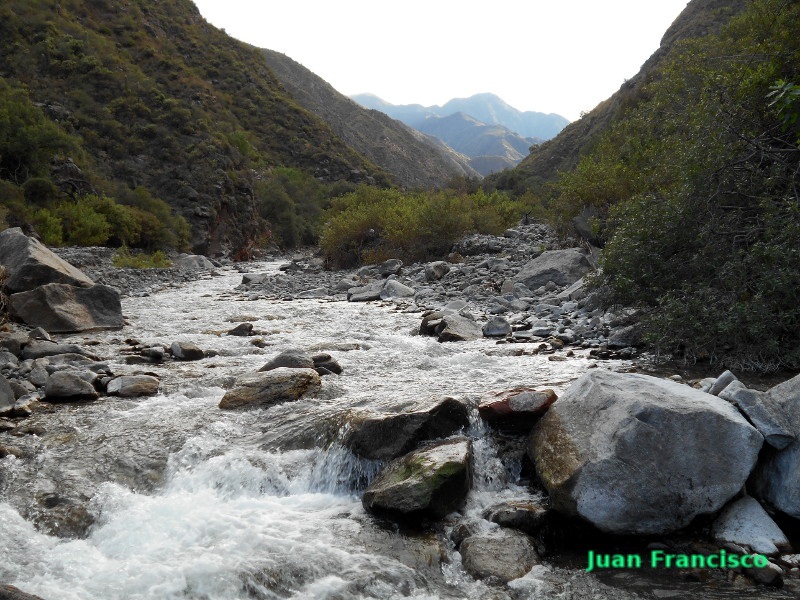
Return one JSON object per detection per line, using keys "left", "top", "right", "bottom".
{"left": 352, "top": 93, "right": 559, "bottom": 175}
{"left": 0, "top": 0, "right": 388, "bottom": 255}
{"left": 500, "top": 0, "right": 750, "bottom": 191}
{"left": 413, "top": 113, "right": 536, "bottom": 175}
{"left": 351, "top": 93, "right": 569, "bottom": 141}
{"left": 261, "top": 50, "right": 478, "bottom": 188}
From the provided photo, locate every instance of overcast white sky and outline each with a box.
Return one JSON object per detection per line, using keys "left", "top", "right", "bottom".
{"left": 191, "top": 0, "right": 689, "bottom": 122}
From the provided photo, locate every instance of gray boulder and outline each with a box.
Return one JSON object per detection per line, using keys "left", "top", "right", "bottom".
{"left": 0, "top": 377, "right": 14, "bottom": 415}
{"left": 751, "top": 373, "right": 800, "bottom": 518}
{"left": 347, "top": 280, "right": 385, "bottom": 302}
{"left": 482, "top": 316, "right": 512, "bottom": 338}
{"left": 380, "top": 279, "right": 415, "bottom": 300}
{"left": 311, "top": 353, "right": 343, "bottom": 376}
{"left": 377, "top": 258, "right": 403, "bottom": 276}
{"left": 460, "top": 529, "right": 540, "bottom": 582}
{"left": 478, "top": 389, "right": 557, "bottom": 431}
{"left": 362, "top": 438, "right": 472, "bottom": 520}
{"left": 344, "top": 397, "right": 470, "bottom": 460}
{"left": 106, "top": 375, "right": 160, "bottom": 398}
{"left": 513, "top": 248, "right": 592, "bottom": 290}
{"left": 482, "top": 501, "right": 549, "bottom": 535}
{"left": 10, "top": 283, "right": 124, "bottom": 333}
{"left": 259, "top": 348, "right": 315, "bottom": 371}
{"left": 174, "top": 254, "right": 215, "bottom": 270}
{"left": 226, "top": 323, "right": 254, "bottom": 336}
{"left": 712, "top": 496, "right": 790, "bottom": 556}
{"left": 43, "top": 371, "right": 99, "bottom": 401}
{"left": 0, "top": 227, "right": 94, "bottom": 293}
{"left": 420, "top": 311, "right": 482, "bottom": 342}
{"left": 169, "top": 341, "right": 205, "bottom": 361}
{"left": 530, "top": 370, "right": 763, "bottom": 534}
{"left": 725, "top": 387, "right": 793, "bottom": 450}
{"left": 425, "top": 261, "right": 450, "bottom": 281}
{"left": 21, "top": 340, "right": 100, "bottom": 361}
{"left": 218, "top": 367, "right": 321, "bottom": 410}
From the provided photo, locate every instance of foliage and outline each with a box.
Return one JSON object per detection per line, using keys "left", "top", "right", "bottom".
{"left": 112, "top": 246, "right": 172, "bottom": 269}
{"left": 320, "top": 186, "right": 524, "bottom": 267}
{"left": 0, "top": 0, "right": 386, "bottom": 255}
{"left": 547, "top": 0, "right": 800, "bottom": 371}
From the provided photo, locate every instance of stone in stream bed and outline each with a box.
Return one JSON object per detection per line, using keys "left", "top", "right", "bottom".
{"left": 459, "top": 528, "right": 540, "bottom": 582}
{"left": 169, "top": 341, "right": 205, "bottom": 361}
{"left": 362, "top": 438, "right": 472, "bottom": 521}
{"left": 43, "top": 371, "right": 99, "bottom": 402}
{"left": 218, "top": 367, "right": 321, "bottom": 410}
{"left": 478, "top": 388, "right": 557, "bottom": 431}
{"left": 106, "top": 375, "right": 160, "bottom": 398}
{"left": 0, "top": 584, "right": 48, "bottom": 600}
{"left": 529, "top": 369, "right": 763, "bottom": 535}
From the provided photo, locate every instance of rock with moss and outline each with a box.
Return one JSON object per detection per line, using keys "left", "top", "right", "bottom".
{"left": 362, "top": 438, "right": 472, "bottom": 521}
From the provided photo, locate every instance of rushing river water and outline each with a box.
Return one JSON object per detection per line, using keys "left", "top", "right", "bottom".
{"left": 0, "top": 264, "right": 794, "bottom": 600}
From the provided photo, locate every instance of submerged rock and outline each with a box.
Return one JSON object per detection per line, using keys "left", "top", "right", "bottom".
{"left": 218, "top": 367, "right": 321, "bottom": 410}
{"left": 258, "top": 348, "right": 315, "bottom": 371}
{"left": 362, "top": 438, "right": 472, "bottom": 520}
{"left": 0, "top": 584, "right": 47, "bottom": 600}
{"left": 106, "top": 375, "right": 160, "bottom": 398}
{"left": 530, "top": 370, "right": 763, "bottom": 535}
{"left": 460, "top": 528, "right": 540, "bottom": 582}
{"left": 169, "top": 341, "right": 205, "bottom": 361}
{"left": 344, "top": 397, "right": 470, "bottom": 460}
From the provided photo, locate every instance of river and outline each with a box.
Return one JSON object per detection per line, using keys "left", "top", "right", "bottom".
{"left": 0, "top": 263, "right": 793, "bottom": 599}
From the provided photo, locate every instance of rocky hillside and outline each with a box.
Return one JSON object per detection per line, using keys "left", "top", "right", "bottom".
{"left": 500, "top": 0, "right": 750, "bottom": 191}
{"left": 261, "top": 50, "right": 478, "bottom": 187}
{"left": 0, "top": 0, "right": 388, "bottom": 256}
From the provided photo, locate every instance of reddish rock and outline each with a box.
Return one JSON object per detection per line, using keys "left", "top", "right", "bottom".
{"left": 478, "top": 388, "right": 557, "bottom": 431}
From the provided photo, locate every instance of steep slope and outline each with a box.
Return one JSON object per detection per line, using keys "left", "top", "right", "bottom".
{"left": 0, "top": 0, "right": 386, "bottom": 255}
{"left": 414, "top": 113, "right": 536, "bottom": 175}
{"left": 503, "top": 0, "right": 749, "bottom": 191}
{"left": 261, "top": 50, "right": 478, "bottom": 188}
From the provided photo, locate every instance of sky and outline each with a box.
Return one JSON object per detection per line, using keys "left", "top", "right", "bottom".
{"left": 191, "top": 0, "right": 690, "bottom": 122}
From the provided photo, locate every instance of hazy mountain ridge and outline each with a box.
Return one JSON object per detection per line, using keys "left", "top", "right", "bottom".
{"left": 352, "top": 93, "right": 562, "bottom": 175}
{"left": 261, "top": 50, "right": 479, "bottom": 187}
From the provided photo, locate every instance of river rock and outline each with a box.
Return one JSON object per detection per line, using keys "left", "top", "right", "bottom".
{"left": 43, "top": 371, "right": 99, "bottom": 401}
{"left": 0, "top": 227, "right": 94, "bottom": 293}
{"left": 344, "top": 397, "right": 470, "bottom": 460}
{"left": 218, "top": 367, "right": 321, "bottom": 410}
{"left": 513, "top": 248, "right": 592, "bottom": 290}
{"left": 0, "top": 332, "right": 28, "bottom": 356}
{"left": 377, "top": 258, "right": 403, "bottom": 276}
{"left": 478, "top": 388, "right": 557, "bottom": 431}
{"left": 311, "top": 353, "right": 342, "bottom": 376}
{"left": 530, "top": 370, "right": 763, "bottom": 535}
{"left": 106, "top": 375, "right": 160, "bottom": 398}
{"left": 709, "top": 370, "right": 739, "bottom": 396}
{"left": 0, "top": 377, "right": 13, "bottom": 415}
{"left": 750, "top": 373, "right": 800, "bottom": 519}
{"left": 21, "top": 340, "right": 100, "bottom": 361}
{"left": 482, "top": 316, "right": 512, "bottom": 338}
{"left": 226, "top": 323, "right": 253, "bottom": 336}
{"left": 712, "top": 496, "right": 790, "bottom": 555}
{"left": 174, "top": 254, "right": 215, "bottom": 270}
{"left": 459, "top": 528, "right": 540, "bottom": 582}
{"left": 420, "top": 312, "right": 482, "bottom": 343}
{"left": 725, "top": 387, "right": 794, "bottom": 450}
{"left": 169, "top": 341, "right": 205, "bottom": 361}
{"left": 10, "top": 283, "right": 124, "bottom": 333}
{"left": 347, "top": 280, "right": 385, "bottom": 302}
{"left": 425, "top": 261, "right": 450, "bottom": 281}
{"left": 0, "top": 584, "right": 47, "bottom": 600}
{"left": 259, "top": 348, "right": 315, "bottom": 371}
{"left": 362, "top": 438, "right": 472, "bottom": 520}
{"left": 380, "top": 279, "right": 415, "bottom": 300}
{"left": 482, "top": 500, "right": 550, "bottom": 535}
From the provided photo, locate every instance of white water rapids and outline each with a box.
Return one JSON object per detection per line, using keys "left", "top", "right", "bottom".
{"left": 0, "top": 264, "right": 789, "bottom": 600}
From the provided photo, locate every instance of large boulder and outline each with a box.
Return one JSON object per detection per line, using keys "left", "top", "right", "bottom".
{"left": 258, "top": 348, "right": 315, "bottom": 371}
{"left": 513, "top": 248, "right": 592, "bottom": 290}
{"left": 43, "top": 371, "right": 99, "bottom": 401}
{"left": 530, "top": 370, "right": 763, "bottom": 535}
{"left": 362, "top": 438, "right": 472, "bottom": 520}
{"left": 0, "top": 227, "right": 93, "bottom": 293}
{"left": 343, "top": 397, "right": 470, "bottom": 460}
{"left": 106, "top": 375, "right": 160, "bottom": 398}
{"left": 750, "top": 373, "right": 800, "bottom": 518}
{"left": 218, "top": 367, "right": 321, "bottom": 410}
{"left": 419, "top": 311, "right": 482, "bottom": 343}
{"left": 478, "top": 388, "right": 557, "bottom": 431}
{"left": 459, "top": 529, "right": 540, "bottom": 582}
{"left": 10, "top": 283, "right": 123, "bottom": 333}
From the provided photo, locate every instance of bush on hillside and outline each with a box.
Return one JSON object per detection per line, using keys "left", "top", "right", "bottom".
{"left": 320, "top": 186, "right": 523, "bottom": 267}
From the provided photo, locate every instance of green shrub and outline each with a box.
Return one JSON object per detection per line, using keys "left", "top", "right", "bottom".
{"left": 112, "top": 246, "right": 171, "bottom": 269}
{"left": 31, "top": 207, "right": 63, "bottom": 246}
{"left": 22, "top": 177, "right": 58, "bottom": 206}
{"left": 320, "top": 186, "right": 524, "bottom": 267}
{"left": 55, "top": 199, "right": 111, "bottom": 246}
